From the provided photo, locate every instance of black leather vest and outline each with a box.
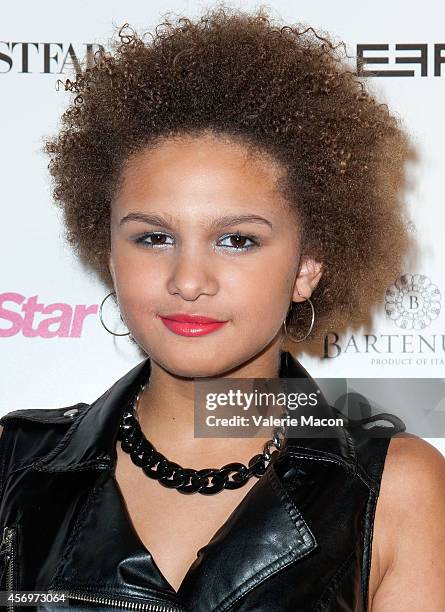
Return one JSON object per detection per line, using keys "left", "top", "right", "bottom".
{"left": 0, "top": 351, "right": 403, "bottom": 612}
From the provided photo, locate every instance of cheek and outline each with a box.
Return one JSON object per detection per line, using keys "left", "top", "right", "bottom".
{"left": 223, "top": 260, "right": 290, "bottom": 323}
{"left": 111, "top": 251, "right": 163, "bottom": 321}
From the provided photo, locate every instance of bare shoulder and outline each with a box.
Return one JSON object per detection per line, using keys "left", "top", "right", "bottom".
{"left": 382, "top": 433, "right": 445, "bottom": 496}
{"left": 0, "top": 425, "right": 3, "bottom": 438}
{"left": 369, "top": 433, "right": 445, "bottom": 610}
{"left": 379, "top": 433, "right": 445, "bottom": 530}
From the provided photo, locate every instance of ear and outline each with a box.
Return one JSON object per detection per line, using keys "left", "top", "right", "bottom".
{"left": 292, "top": 257, "right": 323, "bottom": 302}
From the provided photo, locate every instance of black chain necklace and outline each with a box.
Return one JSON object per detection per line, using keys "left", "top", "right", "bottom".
{"left": 117, "top": 382, "right": 286, "bottom": 495}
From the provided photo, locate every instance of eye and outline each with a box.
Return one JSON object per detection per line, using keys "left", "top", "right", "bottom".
{"left": 216, "top": 233, "right": 259, "bottom": 251}
{"left": 134, "top": 232, "right": 174, "bottom": 248}
{"left": 133, "top": 231, "right": 260, "bottom": 251}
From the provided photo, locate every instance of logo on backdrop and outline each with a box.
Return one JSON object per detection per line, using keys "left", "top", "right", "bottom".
{"left": 2, "top": 41, "right": 444, "bottom": 76}
{"left": 323, "top": 273, "right": 444, "bottom": 366}
{"left": 385, "top": 274, "right": 441, "bottom": 330}
{"left": 0, "top": 42, "right": 105, "bottom": 74}
{"left": 0, "top": 292, "right": 98, "bottom": 338}
{"left": 356, "top": 43, "right": 445, "bottom": 77}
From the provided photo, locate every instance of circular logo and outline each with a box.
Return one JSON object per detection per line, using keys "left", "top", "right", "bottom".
{"left": 385, "top": 274, "right": 441, "bottom": 330}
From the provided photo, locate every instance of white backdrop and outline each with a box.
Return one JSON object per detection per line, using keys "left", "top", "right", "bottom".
{"left": 1, "top": 0, "right": 444, "bottom": 454}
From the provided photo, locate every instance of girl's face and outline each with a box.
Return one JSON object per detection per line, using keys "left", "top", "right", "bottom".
{"left": 109, "top": 133, "right": 322, "bottom": 377}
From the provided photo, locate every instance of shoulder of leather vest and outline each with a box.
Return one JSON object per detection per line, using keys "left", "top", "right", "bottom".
{"left": 0, "top": 403, "right": 89, "bottom": 427}
{"left": 0, "top": 404, "right": 90, "bottom": 484}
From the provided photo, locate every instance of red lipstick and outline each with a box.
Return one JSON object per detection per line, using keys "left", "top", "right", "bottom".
{"left": 158, "top": 313, "right": 229, "bottom": 337}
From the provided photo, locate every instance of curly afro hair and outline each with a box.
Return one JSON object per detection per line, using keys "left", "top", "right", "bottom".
{"left": 44, "top": 4, "right": 417, "bottom": 345}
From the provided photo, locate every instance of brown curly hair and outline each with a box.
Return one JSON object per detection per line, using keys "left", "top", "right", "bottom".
{"left": 44, "top": 4, "right": 417, "bottom": 345}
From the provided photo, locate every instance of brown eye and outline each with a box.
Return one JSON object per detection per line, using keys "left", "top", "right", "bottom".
{"left": 230, "top": 235, "right": 247, "bottom": 248}
{"left": 217, "top": 233, "right": 258, "bottom": 251}
{"left": 135, "top": 232, "right": 174, "bottom": 248}
{"left": 151, "top": 233, "right": 167, "bottom": 245}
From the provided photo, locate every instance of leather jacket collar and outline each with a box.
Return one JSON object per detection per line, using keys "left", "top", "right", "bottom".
{"left": 33, "top": 350, "right": 352, "bottom": 475}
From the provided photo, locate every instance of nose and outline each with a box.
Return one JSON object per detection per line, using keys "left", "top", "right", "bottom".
{"left": 167, "top": 246, "right": 218, "bottom": 300}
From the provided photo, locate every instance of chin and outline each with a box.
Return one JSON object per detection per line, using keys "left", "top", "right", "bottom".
{"left": 151, "top": 346, "right": 244, "bottom": 379}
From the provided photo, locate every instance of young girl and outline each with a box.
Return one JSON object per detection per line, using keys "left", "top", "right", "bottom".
{"left": 1, "top": 7, "right": 444, "bottom": 611}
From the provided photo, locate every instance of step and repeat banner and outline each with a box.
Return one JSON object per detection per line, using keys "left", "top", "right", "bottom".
{"left": 1, "top": 0, "right": 444, "bottom": 454}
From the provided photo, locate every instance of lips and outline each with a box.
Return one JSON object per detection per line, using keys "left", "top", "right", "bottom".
{"left": 161, "top": 313, "right": 226, "bottom": 324}
{"left": 158, "top": 313, "right": 229, "bottom": 337}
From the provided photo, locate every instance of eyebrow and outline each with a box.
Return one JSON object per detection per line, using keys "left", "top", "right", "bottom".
{"left": 119, "top": 212, "right": 273, "bottom": 230}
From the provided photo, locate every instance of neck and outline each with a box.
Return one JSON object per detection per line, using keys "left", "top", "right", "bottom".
{"left": 136, "top": 345, "right": 284, "bottom": 469}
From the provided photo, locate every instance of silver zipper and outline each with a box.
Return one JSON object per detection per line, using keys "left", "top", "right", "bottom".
{"left": 0, "top": 526, "right": 17, "bottom": 612}
{"left": 64, "top": 590, "right": 185, "bottom": 611}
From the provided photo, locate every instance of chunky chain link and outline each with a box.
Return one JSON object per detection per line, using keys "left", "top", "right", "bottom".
{"left": 117, "top": 383, "right": 286, "bottom": 495}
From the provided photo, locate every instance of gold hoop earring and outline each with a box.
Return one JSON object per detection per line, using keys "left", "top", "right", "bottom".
{"left": 283, "top": 297, "right": 315, "bottom": 343}
{"left": 99, "top": 291, "right": 131, "bottom": 337}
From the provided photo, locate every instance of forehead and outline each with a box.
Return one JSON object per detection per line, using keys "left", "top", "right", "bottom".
{"left": 113, "top": 133, "right": 289, "bottom": 214}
